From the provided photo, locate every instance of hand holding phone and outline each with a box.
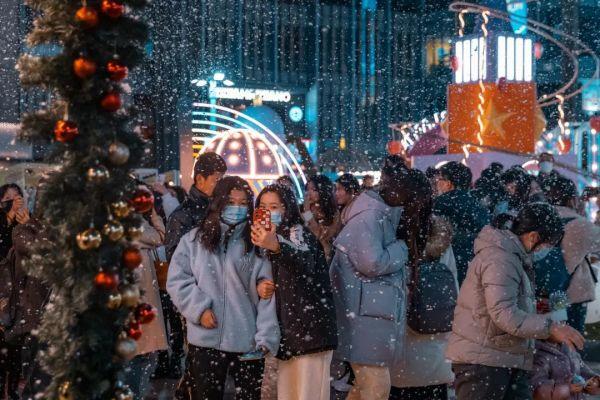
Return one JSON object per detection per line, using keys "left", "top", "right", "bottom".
{"left": 253, "top": 208, "right": 272, "bottom": 231}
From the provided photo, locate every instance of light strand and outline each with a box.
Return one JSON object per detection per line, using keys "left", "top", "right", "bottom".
{"left": 475, "top": 11, "right": 490, "bottom": 154}
{"left": 556, "top": 94, "right": 566, "bottom": 153}
{"left": 458, "top": 10, "right": 466, "bottom": 37}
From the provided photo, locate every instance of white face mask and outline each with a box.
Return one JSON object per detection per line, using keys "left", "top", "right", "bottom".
{"left": 539, "top": 161, "right": 553, "bottom": 174}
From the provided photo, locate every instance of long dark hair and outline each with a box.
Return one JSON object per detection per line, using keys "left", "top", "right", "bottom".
{"left": 306, "top": 175, "right": 337, "bottom": 226}
{"left": 393, "top": 169, "right": 433, "bottom": 270}
{"left": 256, "top": 184, "right": 303, "bottom": 236}
{"left": 0, "top": 183, "right": 23, "bottom": 200}
{"left": 197, "top": 176, "right": 254, "bottom": 254}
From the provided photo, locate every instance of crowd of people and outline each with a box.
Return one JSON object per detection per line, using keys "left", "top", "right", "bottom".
{"left": 1, "top": 150, "right": 600, "bottom": 400}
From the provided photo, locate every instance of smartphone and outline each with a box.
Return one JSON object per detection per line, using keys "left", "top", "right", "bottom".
{"left": 253, "top": 208, "right": 272, "bottom": 231}
{"left": 0, "top": 200, "right": 13, "bottom": 213}
{"left": 238, "top": 350, "right": 265, "bottom": 362}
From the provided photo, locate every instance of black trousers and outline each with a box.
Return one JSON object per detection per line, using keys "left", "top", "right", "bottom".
{"left": 175, "top": 345, "right": 264, "bottom": 400}
{"left": 453, "top": 364, "right": 532, "bottom": 400}
{"left": 0, "top": 335, "right": 24, "bottom": 400}
{"left": 389, "top": 384, "right": 448, "bottom": 400}
{"left": 156, "top": 291, "right": 185, "bottom": 370}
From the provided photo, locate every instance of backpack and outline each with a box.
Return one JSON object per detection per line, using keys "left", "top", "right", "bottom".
{"left": 407, "top": 260, "right": 458, "bottom": 334}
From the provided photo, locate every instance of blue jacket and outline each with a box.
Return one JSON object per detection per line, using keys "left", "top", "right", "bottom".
{"left": 167, "top": 223, "right": 280, "bottom": 354}
{"left": 330, "top": 191, "right": 408, "bottom": 367}
{"left": 433, "top": 189, "right": 490, "bottom": 284}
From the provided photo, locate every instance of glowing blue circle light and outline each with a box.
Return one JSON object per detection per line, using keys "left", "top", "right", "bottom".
{"left": 289, "top": 106, "right": 304, "bottom": 123}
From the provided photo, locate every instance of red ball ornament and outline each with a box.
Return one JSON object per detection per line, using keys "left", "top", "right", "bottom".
{"left": 73, "top": 57, "right": 97, "bottom": 79}
{"left": 122, "top": 247, "right": 142, "bottom": 270}
{"left": 54, "top": 120, "right": 79, "bottom": 143}
{"left": 534, "top": 42, "right": 544, "bottom": 60}
{"left": 387, "top": 140, "right": 403, "bottom": 155}
{"left": 135, "top": 303, "right": 157, "bottom": 324}
{"left": 590, "top": 116, "right": 600, "bottom": 132}
{"left": 130, "top": 187, "right": 154, "bottom": 214}
{"left": 94, "top": 271, "right": 119, "bottom": 290}
{"left": 558, "top": 137, "right": 572, "bottom": 154}
{"left": 100, "top": 91, "right": 121, "bottom": 112}
{"left": 450, "top": 55, "right": 459, "bottom": 72}
{"left": 75, "top": 6, "right": 99, "bottom": 28}
{"left": 101, "top": 0, "right": 125, "bottom": 18}
{"left": 107, "top": 60, "right": 128, "bottom": 81}
{"left": 127, "top": 321, "right": 143, "bottom": 340}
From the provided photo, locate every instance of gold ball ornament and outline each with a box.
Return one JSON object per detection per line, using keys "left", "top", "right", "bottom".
{"left": 107, "top": 141, "right": 130, "bottom": 166}
{"left": 58, "top": 381, "right": 74, "bottom": 400}
{"left": 102, "top": 220, "right": 125, "bottom": 241}
{"left": 86, "top": 165, "right": 110, "bottom": 183}
{"left": 76, "top": 228, "right": 102, "bottom": 250}
{"left": 113, "top": 386, "right": 134, "bottom": 400}
{"left": 120, "top": 285, "right": 140, "bottom": 308}
{"left": 115, "top": 336, "right": 137, "bottom": 361}
{"left": 127, "top": 223, "right": 144, "bottom": 241}
{"left": 107, "top": 292, "right": 122, "bottom": 309}
{"left": 111, "top": 201, "right": 131, "bottom": 219}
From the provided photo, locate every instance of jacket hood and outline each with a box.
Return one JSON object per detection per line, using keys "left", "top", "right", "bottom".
{"left": 341, "top": 190, "right": 399, "bottom": 225}
{"left": 425, "top": 215, "right": 453, "bottom": 260}
{"left": 474, "top": 225, "right": 527, "bottom": 261}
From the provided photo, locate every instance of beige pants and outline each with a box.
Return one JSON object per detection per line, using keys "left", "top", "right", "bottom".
{"left": 346, "top": 363, "right": 391, "bottom": 400}
{"left": 277, "top": 350, "right": 333, "bottom": 400}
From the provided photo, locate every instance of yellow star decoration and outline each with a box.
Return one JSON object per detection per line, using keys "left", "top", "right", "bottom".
{"left": 481, "top": 98, "right": 514, "bottom": 139}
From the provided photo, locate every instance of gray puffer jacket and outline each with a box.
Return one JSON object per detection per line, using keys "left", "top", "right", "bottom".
{"left": 330, "top": 190, "right": 408, "bottom": 367}
{"left": 446, "top": 226, "right": 552, "bottom": 370}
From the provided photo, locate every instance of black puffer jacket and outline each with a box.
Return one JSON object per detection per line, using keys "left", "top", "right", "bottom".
{"left": 268, "top": 224, "right": 337, "bottom": 360}
{"left": 164, "top": 186, "right": 210, "bottom": 261}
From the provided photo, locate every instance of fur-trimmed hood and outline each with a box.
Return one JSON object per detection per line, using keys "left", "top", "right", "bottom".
{"left": 424, "top": 215, "right": 453, "bottom": 261}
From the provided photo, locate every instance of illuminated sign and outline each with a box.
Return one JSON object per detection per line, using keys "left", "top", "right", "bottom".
{"left": 453, "top": 35, "right": 533, "bottom": 84}
{"left": 208, "top": 87, "right": 292, "bottom": 103}
{"left": 506, "top": 0, "right": 528, "bottom": 35}
{"left": 289, "top": 106, "right": 304, "bottom": 122}
{"left": 581, "top": 79, "right": 600, "bottom": 114}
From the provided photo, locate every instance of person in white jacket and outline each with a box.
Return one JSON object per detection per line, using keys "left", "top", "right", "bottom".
{"left": 167, "top": 176, "right": 280, "bottom": 400}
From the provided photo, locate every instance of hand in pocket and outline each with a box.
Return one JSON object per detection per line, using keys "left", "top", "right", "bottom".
{"left": 199, "top": 309, "right": 218, "bottom": 329}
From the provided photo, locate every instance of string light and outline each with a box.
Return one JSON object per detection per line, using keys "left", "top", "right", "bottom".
{"left": 475, "top": 11, "right": 490, "bottom": 154}
{"left": 556, "top": 94, "right": 566, "bottom": 153}
{"left": 592, "top": 128, "right": 598, "bottom": 176}
{"left": 458, "top": 10, "right": 466, "bottom": 38}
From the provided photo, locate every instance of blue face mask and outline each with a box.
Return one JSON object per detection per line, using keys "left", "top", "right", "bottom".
{"left": 532, "top": 246, "right": 552, "bottom": 261}
{"left": 222, "top": 205, "right": 248, "bottom": 225}
{"left": 270, "top": 211, "right": 282, "bottom": 226}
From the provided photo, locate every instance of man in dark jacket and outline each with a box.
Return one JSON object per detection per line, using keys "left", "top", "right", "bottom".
{"left": 164, "top": 152, "right": 227, "bottom": 261}
{"left": 433, "top": 162, "right": 490, "bottom": 285}
{"left": 158, "top": 152, "right": 226, "bottom": 379}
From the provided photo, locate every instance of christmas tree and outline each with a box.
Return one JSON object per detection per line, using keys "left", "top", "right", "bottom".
{"left": 17, "top": 0, "right": 153, "bottom": 398}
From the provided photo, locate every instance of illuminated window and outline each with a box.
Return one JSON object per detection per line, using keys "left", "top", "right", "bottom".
{"left": 426, "top": 37, "right": 453, "bottom": 72}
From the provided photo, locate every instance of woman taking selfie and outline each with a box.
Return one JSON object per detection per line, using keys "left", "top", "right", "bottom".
{"left": 253, "top": 184, "right": 337, "bottom": 400}
{"left": 167, "top": 176, "right": 280, "bottom": 400}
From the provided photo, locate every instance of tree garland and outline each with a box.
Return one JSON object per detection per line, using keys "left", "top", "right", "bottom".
{"left": 17, "top": 0, "right": 152, "bottom": 398}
